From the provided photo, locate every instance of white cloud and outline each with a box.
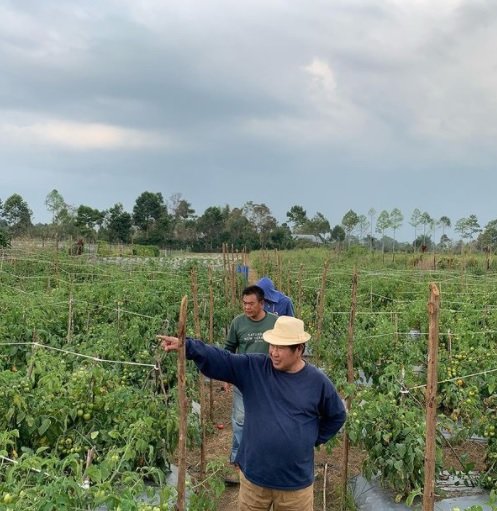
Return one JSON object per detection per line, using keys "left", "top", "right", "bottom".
{"left": 303, "top": 58, "right": 337, "bottom": 97}
{"left": 0, "top": 118, "right": 174, "bottom": 150}
{"left": 240, "top": 56, "right": 370, "bottom": 145}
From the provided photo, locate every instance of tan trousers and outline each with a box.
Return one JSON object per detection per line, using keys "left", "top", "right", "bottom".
{"left": 238, "top": 471, "right": 313, "bottom": 511}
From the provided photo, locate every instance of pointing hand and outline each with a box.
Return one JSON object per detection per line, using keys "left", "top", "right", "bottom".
{"left": 157, "top": 335, "right": 180, "bottom": 352}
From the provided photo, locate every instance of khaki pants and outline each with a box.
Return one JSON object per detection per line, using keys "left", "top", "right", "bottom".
{"left": 238, "top": 471, "right": 313, "bottom": 511}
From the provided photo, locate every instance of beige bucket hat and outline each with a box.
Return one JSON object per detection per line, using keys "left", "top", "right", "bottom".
{"left": 263, "top": 316, "right": 311, "bottom": 346}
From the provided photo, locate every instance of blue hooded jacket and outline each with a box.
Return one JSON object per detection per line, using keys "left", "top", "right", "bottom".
{"left": 256, "top": 277, "right": 295, "bottom": 316}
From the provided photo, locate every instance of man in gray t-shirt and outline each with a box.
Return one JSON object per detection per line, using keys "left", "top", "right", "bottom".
{"left": 224, "top": 285, "right": 277, "bottom": 468}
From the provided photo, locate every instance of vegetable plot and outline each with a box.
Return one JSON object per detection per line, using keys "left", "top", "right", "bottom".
{"left": 252, "top": 249, "right": 497, "bottom": 504}
{"left": 0, "top": 249, "right": 237, "bottom": 510}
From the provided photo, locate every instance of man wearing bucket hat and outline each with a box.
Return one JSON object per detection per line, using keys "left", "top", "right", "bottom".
{"left": 256, "top": 276, "right": 295, "bottom": 317}
{"left": 159, "top": 316, "right": 346, "bottom": 510}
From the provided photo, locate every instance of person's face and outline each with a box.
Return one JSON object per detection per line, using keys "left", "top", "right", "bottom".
{"left": 242, "top": 293, "right": 264, "bottom": 320}
{"left": 269, "top": 344, "right": 302, "bottom": 372}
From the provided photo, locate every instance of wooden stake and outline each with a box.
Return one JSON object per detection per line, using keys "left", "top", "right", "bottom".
{"left": 422, "top": 283, "right": 440, "bottom": 511}
{"left": 323, "top": 462, "right": 328, "bottom": 511}
{"left": 66, "top": 292, "right": 73, "bottom": 342}
{"left": 190, "top": 268, "right": 206, "bottom": 478}
{"left": 297, "top": 264, "right": 304, "bottom": 318}
{"left": 393, "top": 312, "right": 399, "bottom": 347}
{"left": 191, "top": 269, "right": 201, "bottom": 338}
{"left": 27, "top": 331, "right": 39, "bottom": 379}
{"left": 116, "top": 301, "right": 121, "bottom": 334}
{"left": 223, "top": 243, "right": 229, "bottom": 300}
{"left": 231, "top": 261, "right": 236, "bottom": 306}
{"left": 316, "top": 258, "right": 330, "bottom": 342}
{"left": 208, "top": 267, "right": 214, "bottom": 422}
{"left": 176, "top": 296, "right": 188, "bottom": 511}
{"left": 341, "top": 272, "right": 358, "bottom": 509}
{"left": 277, "top": 250, "right": 282, "bottom": 290}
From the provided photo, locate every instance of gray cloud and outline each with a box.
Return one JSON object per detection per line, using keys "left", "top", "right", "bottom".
{"left": 1, "top": 0, "right": 497, "bottom": 238}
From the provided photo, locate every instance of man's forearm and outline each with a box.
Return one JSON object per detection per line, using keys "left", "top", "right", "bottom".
{"left": 187, "top": 338, "right": 238, "bottom": 384}
{"left": 316, "top": 411, "right": 347, "bottom": 446}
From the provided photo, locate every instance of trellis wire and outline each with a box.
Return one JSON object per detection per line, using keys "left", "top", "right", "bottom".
{"left": 0, "top": 342, "right": 158, "bottom": 369}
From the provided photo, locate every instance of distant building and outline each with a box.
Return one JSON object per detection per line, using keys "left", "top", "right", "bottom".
{"left": 293, "top": 234, "right": 326, "bottom": 245}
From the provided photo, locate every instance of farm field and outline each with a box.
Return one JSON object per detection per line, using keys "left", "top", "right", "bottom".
{"left": 1, "top": 245, "right": 497, "bottom": 510}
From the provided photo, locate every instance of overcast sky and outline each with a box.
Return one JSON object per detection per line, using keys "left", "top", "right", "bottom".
{"left": 1, "top": 0, "right": 497, "bottom": 241}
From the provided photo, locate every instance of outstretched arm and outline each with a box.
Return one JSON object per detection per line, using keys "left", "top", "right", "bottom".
{"left": 158, "top": 335, "right": 247, "bottom": 387}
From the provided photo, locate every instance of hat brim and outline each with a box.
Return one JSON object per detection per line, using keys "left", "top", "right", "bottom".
{"left": 263, "top": 330, "right": 311, "bottom": 346}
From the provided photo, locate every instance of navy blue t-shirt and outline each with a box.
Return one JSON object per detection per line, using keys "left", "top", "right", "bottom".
{"left": 185, "top": 339, "right": 346, "bottom": 490}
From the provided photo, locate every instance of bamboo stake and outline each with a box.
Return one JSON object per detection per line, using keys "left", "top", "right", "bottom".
{"left": 277, "top": 250, "right": 282, "bottom": 290}
{"left": 422, "top": 283, "right": 440, "bottom": 511}
{"left": 66, "top": 292, "right": 73, "bottom": 342}
{"left": 323, "top": 462, "right": 328, "bottom": 511}
{"left": 176, "top": 296, "right": 188, "bottom": 511}
{"left": 341, "top": 272, "right": 358, "bottom": 509}
{"left": 231, "top": 261, "right": 236, "bottom": 306}
{"left": 393, "top": 312, "right": 399, "bottom": 347}
{"left": 370, "top": 282, "right": 373, "bottom": 311}
{"left": 27, "top": 331, "right": 38, "bottom": 379}
{"left": 191, "top": 269, "right": 201, "bottom": 339}
{"left": 230, "top": 243, "right": 236, "bottom": 304}
{"left": 208, "top": 267, "right": 214, "bottom": 422}
{"left": 117, "top": 301, "right": 121, "bottom": 334}
{"left": 223, "top": 243, "right": 229, "bottom": 300}
{"left": 82, "top": 447, "right": 96, "bottom": 488}
{"left": 190, "top": 268, "right": 206, "bottom": 478}
{"left": 316, "top": 258, "right": 330, "bottom": 342}
{"left": 297, "top": 264, "right": 304, "bottom": 318}
{"left": 235, "top": 249, "right": 244, "bottom": 295}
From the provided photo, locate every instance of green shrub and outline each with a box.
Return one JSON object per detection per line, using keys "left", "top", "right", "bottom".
{"left": 0, "top": 229, "right": 10, "bottom": 248}
{"left": 132, "top": 245, "right": 160, "bottom": 257}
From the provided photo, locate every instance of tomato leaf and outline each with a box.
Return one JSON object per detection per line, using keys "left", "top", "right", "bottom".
{"left": 38, "top": 417, "right": 51, "bottom": 436}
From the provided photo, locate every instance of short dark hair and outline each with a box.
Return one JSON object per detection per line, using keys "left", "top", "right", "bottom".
{"left": 242, "top": 285, "right": 264, "bottom": 302}
{"left": 288, "top": 343, "right": 306, "bottom": 354}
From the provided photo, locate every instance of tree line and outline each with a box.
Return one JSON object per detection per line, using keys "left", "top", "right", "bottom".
{"left": 1, "top": 190, "right": 496, "bottom": 252}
